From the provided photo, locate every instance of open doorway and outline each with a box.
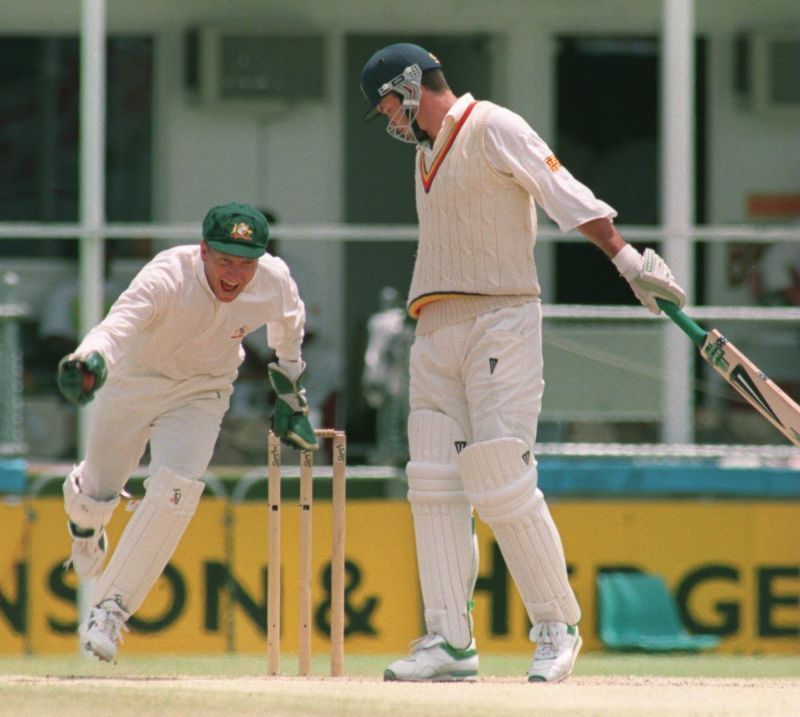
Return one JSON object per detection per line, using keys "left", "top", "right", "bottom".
{"left": 554, "top": 35, "right": 707, "bottom": 304}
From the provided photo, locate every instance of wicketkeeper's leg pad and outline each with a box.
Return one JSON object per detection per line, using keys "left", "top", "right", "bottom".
{"left": 407, "top": 409, "right": 477, "bottom": 649}
{"left": 90, "top": 467, "right": 205, "bottom": 615}
{"left": 63, "top": 464, "right": 120, "bottom": 531}
{"left": 62, "top": 464, "right": 121, "bottom": 578}
{"left": 458, "top": 438, "right": 581, "bottom": 626}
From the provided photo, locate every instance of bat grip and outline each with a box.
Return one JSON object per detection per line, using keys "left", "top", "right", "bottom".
{"left": 656, "top": 298, "right": 708, "bottom": 348}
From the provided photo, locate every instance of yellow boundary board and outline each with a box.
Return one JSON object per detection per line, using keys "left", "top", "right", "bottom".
{"left": 0, "top": 498, "right": 797, "bottom": 654}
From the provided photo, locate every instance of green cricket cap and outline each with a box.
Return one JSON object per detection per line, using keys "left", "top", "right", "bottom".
{"left": 202, "top": 202, "right": 269, "bottom": 258}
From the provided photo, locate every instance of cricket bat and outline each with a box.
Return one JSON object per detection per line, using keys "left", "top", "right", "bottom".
{"left": 657, "top": 298, "right": 800, "bottom": 448}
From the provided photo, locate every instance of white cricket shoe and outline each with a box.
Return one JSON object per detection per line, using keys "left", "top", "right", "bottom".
{"left": 65, "top": 521, "right": 108, "bottom": 579}
{"left": 384, "top": 634, "right": 478, "bottom": 682}
{"left": 528, "top": 621, "right": 582, "bottom": 682}
{"left": 81, "top": 599, "right": 129, "bottom": 663}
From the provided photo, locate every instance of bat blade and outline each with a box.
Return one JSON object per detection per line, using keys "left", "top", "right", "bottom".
{"left": 700, "top": 329, "right": 800, "bottom": 448}
{"left": 656, "top": 298, "right": 800, "bottom": 448}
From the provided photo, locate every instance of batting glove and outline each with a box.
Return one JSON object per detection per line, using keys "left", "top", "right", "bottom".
{"left": 613, "top": 246, "right": 686, "bottom": 315}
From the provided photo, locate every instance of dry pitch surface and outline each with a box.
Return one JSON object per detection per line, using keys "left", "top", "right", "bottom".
{"left": 1, "top": 655, "right": 798, "bottom": 717}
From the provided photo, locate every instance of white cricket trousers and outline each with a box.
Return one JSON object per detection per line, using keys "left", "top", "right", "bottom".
{"left": 409, "top": 301, "right": 543, "bottom": 444}
{"left": 407, "top": 300, "right": 582, "bottom": 629}
{"left": 78, "top": 370, "right": 232, "bottom": 500}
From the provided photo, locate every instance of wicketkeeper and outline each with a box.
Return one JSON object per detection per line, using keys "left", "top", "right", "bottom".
{"left": 58, "top": 202, "right": 316, "bottom": 662}
{"left": 359, "top": 43, "right": 687, "bottom": 683}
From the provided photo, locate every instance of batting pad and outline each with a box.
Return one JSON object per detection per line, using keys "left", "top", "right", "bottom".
{"left": 63, "top": 465, "right": 120, "bottom": 531}
{"left": 406, "top": 410, "right": 477, "bottom": 649}
{"left": 90, "top": 467, "right": 205, "bottom": 615}
{"left": 458, "top": 438, "right": 581, "bottom": 626}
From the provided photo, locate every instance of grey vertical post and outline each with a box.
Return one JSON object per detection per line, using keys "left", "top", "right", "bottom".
{"left": 0, "top": 273, "right": 26, "bottom": 456}
{"left": 661, "top": 0, "right": 695, "bottom": 443}
{"left": 78, "top": 0, "right": 107, "bottom": 455}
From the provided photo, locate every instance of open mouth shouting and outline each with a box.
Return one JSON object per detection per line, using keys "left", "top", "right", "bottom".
{"left": 219, "top": 278, "right": 241, "bottom": 298}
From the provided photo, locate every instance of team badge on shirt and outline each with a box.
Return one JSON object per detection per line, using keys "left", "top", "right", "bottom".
{"left": 545, "top": 154, "right": 562, "bottom": 172}
{"left": 230, "top": 222, "right": 254, "bottom": 241}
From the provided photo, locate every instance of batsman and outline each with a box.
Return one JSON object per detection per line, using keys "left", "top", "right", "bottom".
{"left": 57, "top": 202, "right": 317, "bottom": 662}
{"left": 360, "top": 43, "right": 687, "bottom": 682}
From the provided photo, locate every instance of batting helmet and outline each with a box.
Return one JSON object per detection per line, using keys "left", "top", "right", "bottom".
{"left": 360, "top": 43, "right": 442, "bottom": 121}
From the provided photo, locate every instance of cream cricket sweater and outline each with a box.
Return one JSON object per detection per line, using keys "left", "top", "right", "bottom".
{"left": 408, "top": 100, "right": 541, "bottom": 329}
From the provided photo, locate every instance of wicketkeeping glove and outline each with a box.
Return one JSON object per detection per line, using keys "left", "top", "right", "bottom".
{"left": 613, "top": 246, "right": 687, "bottom": 315}
{"left": 267, "top": 361, "right": 318, "bottom": 451}
{"left": 57, "top": 351, "right": 107, "bottom": 405}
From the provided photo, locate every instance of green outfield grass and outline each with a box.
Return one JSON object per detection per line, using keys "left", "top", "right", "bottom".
{"left": 0, "top": 652, "right": 799, "bottom": 678}
{"left": 1, "top": 653, "right": 797, "bottom": 717}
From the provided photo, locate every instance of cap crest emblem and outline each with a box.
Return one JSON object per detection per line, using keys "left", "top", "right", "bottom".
{"left": 230, "top": 222, "right": 253, "bottom": 241}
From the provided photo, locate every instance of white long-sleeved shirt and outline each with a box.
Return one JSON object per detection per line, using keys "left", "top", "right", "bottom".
{"left": 77, "top": 245, "right": 305, "bottom": 383}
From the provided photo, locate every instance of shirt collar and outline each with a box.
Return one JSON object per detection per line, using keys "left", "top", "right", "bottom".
{"left": 421, "top": 92, "right": 475, "bottom": 157}
{"left": 417, "top": 92, "right": 475, "bottom": 157}
{"left": 443, "top": 93, "right": 476, "bottom": 130}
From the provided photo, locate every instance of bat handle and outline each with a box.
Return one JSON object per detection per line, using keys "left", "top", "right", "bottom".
{"left": 656, "top": 298, "right": 708, "bottom": 348}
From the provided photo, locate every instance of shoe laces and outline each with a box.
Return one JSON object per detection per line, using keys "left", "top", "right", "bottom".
{"left": 91, "top": 603, "right": 129, "bottom": 644}
{"left": 531, "top": 621, "right": 559, "bottom": 659}
{"left": 407, "top": 634, "right": 444, "bottom": 653}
